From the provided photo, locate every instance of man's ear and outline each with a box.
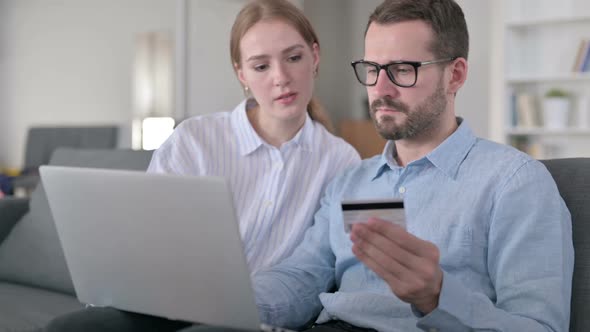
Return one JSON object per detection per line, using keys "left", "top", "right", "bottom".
{"left": 447, "top": 57, "right": 468, "bottom": 95}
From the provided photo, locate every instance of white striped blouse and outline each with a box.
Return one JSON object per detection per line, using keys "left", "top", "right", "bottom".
{"left": 147, "top": 99, "right": 361, "bottom": 273}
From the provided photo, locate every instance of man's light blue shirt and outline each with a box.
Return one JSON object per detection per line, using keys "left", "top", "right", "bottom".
{"left": 254, "top": 120, "right": 574, "bottom": 332}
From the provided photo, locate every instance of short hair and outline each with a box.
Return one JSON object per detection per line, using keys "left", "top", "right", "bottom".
{"left": 366, "top": 0, "right": 469, "bottom": 60}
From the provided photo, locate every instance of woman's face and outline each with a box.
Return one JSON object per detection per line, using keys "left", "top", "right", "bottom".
{"left": 236, "top": 19, "right": 319, "bottom": 124}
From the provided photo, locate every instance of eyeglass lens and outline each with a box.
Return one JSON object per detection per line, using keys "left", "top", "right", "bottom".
{"left": 354, "top": 62, "right": 416, "bottom": 87}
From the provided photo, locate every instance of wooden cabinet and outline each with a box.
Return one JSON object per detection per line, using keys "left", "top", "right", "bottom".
{"left": 339, "top": 119, "right": 387, "bottom": 159}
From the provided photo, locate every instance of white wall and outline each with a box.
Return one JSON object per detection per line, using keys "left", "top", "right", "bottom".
{"left": 184, "top": 0, "right": 246, "bottom": 118}
{"left": 489, "top": 1, "right": 505, "bottom": 143}
{"left": 0, "top": 1, "right": 10, "bottom": 168}
{"left": 455, "top": 0, "right": 492, "bottom": 138}
{"left": 0, "top": 0, "right": 175, "bottom": 168}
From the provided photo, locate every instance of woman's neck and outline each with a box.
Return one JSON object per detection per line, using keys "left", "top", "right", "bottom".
{"left": 247, "top": 106, "right": 307, "bottom": 148}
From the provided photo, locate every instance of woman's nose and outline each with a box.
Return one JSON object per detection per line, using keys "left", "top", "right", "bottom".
{"left": 273, "top": 64, "right": 291, "bottom": 87}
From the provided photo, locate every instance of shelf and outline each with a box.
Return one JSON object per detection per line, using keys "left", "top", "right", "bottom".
{"left": 506, "top": 14, "right": 590, "bottom": 28}
{"left": 499, "top": 0, "right": 590, "bottom": 159}
{"left": 506, "top": 72, "right": 590, "bottom": 84}
{"left": 506, "top": 127, "right": 590, "bottom": 136}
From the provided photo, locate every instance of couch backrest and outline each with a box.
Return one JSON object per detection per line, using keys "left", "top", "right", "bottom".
{"left": 23, "top": 126, "right": 119, "bottom": 171}
{"left": 0, "top": 148, "right": 153, "bottom": 295}
{"left": 541, "top": 158, "right": 590, "bottom": 332}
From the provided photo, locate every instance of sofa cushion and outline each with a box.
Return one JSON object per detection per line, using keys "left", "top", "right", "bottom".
{"left": 0, "top": 197, "right": 29, "bottom": 243}
{"left": 0, "top": 148, "right": 153, "bottom": 295}
{"left": 0, "top": 282, "right": 84, "bottom": 332}
{"left": 23, "top": 126, "right": 118, "bottom": 171}
{"left": 541, "top": 158, "right": 590, "bottom": 332}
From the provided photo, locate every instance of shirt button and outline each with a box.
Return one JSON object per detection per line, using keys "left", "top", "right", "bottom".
{"left": 265, "top": 200, "right": 273, "bottom": 207}
{"left": 398, "top": 186, "right": 406, "bottom": 194}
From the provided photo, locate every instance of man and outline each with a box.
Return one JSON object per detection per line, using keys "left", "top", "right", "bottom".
{"left": 246, "top": 0, "right": 573, "bottom": 331}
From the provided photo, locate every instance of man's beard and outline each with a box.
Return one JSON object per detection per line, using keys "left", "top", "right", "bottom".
{"left": 369, "top": 82, "right": 447, "bottom": 141}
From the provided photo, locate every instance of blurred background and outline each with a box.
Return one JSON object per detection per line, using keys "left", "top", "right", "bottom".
{"left": 0, "top": 0, "right": 589, "bottom": 172}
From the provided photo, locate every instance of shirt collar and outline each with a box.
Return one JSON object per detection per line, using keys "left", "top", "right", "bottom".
{"left": 370, "top": 142, "right": 397, "bottom": 181}
{"left": 231, "top": 98, "right": 315, "bottom": 156}
{"left": 370, "top": 117, "right": 476, "bottom": 180}
{"left": 287, "top": 114, "right": 315, "bottom": 152}
{"left": 231, "top": 99, "right": 263, "bottom": 156}
{"left": 426, "top": 118, "right": 476, "bottom": 179}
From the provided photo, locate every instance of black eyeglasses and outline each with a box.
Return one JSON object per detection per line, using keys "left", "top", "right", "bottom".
{"left": 351, "top": 57, "right": 457, "bottom": 88}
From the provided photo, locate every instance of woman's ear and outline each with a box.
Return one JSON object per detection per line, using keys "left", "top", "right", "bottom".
{"left": 235, "top": 62, "right": 247, "bottom": 88}
{"left": 311, "top": 42, "right": 320, "bottom": 74}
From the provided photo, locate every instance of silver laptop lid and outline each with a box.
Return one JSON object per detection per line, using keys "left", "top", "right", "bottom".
{"left": 40, "top": 166, "right": 262, "bottom": 331}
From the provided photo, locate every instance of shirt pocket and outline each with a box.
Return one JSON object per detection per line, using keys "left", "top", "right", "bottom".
{"left": 428, "top": 223, "right": 474, "bottom": 271}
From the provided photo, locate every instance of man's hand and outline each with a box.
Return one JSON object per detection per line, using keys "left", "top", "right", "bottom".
{"left": 350, "top": 218, "right": 443, "bottom": 314}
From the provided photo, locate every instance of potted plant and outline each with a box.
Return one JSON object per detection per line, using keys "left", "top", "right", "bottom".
{"left": 542, "top": 88, "right": 570, "bottom": 129}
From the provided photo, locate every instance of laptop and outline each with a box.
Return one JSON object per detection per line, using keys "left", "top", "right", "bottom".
{"left": 40, "top": 165, "right": 293, "bottom": 332}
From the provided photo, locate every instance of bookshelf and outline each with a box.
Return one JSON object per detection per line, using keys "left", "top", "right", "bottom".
{"left": 506, "top": 14, "right": 590, "bottom": 28}
{"left": 507, "top": 72, "right": 590, "bottom": 84}
{"left": 500, "top": 0, "right": 590, "bottom": 159}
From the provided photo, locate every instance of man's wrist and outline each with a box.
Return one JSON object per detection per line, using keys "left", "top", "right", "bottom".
{"left": 415, "top": 270, "right": 443, "bottom": 314}
{"left": 415, "top": 297, "right": 439, "bottom": 314}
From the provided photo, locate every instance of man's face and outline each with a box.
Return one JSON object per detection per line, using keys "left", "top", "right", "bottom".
{"left": 364, "top": 21, "right": 450, "bottom": 141}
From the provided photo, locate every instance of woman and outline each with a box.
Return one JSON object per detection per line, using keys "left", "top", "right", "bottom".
{"left": 45, "top": 0, "right": 359, "bottom": 331}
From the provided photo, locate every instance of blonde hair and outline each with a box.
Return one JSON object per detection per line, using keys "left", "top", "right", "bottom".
{"left": 230, "top": 0, "right": 334, "bottom": 132}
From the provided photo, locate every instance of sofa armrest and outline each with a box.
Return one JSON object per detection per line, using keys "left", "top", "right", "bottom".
{"left": 12, "top": 174, "right": 40, "bottom": 197}
{"left": 0, "top": 197, "right": 30, "bottom": 243}
{"left": 12, "top": 174, "right": 40, "bottom": 190}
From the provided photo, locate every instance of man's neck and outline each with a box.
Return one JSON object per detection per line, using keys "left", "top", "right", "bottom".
{"left": 394, "top": 116, "right": 459, "bottom": 167}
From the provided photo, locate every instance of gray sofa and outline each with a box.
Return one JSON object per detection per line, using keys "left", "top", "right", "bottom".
{"left": 0, "top": 152, "right": 587, "bottom": 331}
{"left": 541, "top": 159, "right": 590, "bottom": 332}
{"left": 0, "top": 148, "right": 152, "bottom": 331}
{"left": 12, "top": 126, "right": 119, "bottom": 197}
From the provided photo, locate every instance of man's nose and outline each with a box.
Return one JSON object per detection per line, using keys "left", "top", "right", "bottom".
{"left": 371, "top": 68, "right": 400, "bottom": 98}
